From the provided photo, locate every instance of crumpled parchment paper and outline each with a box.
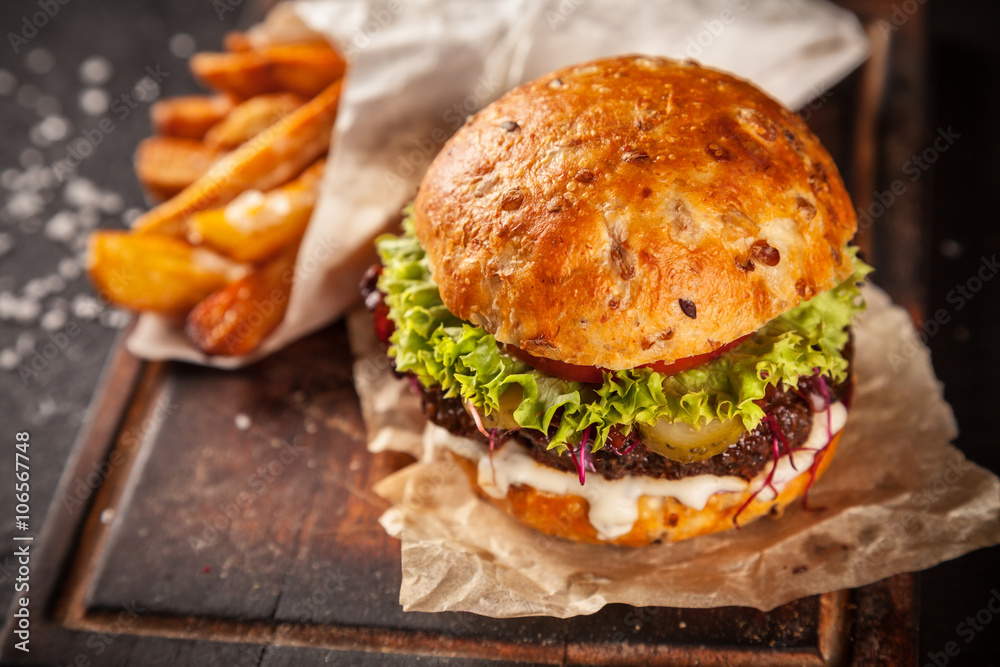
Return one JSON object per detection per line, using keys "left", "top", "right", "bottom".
{"left": 126, "top": 0, "right": 870, "bottom": 366}
{"left": 349, "top": 285, "right": 1000, "bottom": 615}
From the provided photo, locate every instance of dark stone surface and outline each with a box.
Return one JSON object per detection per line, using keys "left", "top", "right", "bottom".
{"left": 0, "top": 0, "right": 246, "bottom": 626}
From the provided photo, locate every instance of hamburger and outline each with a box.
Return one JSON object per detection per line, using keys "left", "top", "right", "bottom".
{"left": 363, "top": 56, "right": 871, "bottom": 547}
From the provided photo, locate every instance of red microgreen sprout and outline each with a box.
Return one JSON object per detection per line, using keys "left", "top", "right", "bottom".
{"left": 798, "top": 371, "right": 833, "bottom": 511}
{"left": 466, "top": 400, "right": 490, "bottom": 439}
{"left": 466, "top": 400, "right": 499, "bottom": 483}
{"left": 732, "top": 371, "right": 838, "bottom": 527}
{"left": 767, "top": 414, "right": 796, "bottom": 471}
{"left": 606, "top": 429, "right": 637, "bottom": 456}
{"left": 621, "top": 439, "right": 641, "bottom": 455}
{"left": 574, "top": 427, "right": 593, "bottom": 486}
{"left": 732, "top": 419, "right": 784, "bottom": 528}
{"left": 567, "top": 443, "right": 583, "bottom": 483}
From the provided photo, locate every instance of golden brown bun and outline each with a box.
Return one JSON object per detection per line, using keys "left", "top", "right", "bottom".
{"left": 451, "top": 431, "right": 842, "bottom": 547}
{"left": 414, "top": 56, "right": 857, "bottom": 369}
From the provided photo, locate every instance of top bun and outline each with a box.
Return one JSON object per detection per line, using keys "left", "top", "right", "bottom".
{"left": 413, "top": 56, "right": 857, "bottom": 370}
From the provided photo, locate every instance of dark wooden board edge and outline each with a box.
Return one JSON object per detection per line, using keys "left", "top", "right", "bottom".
{"left": 0, "top": 325, "right": 144, "bottom": 658}
{"left": 849, "top": 573, "right": 920, "bottom": 666}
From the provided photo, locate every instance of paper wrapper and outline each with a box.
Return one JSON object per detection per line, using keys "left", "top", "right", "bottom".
{"left": 126, "top": 0, "right": 869, "bottom": 367}
{"left": 348, "top": 285, "right": 1000, "bottom": 615}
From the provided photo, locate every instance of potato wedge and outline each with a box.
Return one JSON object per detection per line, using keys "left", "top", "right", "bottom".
{"left": 203, "top": 92, "right": 306, "bottom": 150}
{"left": 224, "top": 31, "right": 253, "bottom": 52}
{"left": 133, "top": 79, "right": 342, "bottom": 237}
{"left": 87, "top": 231, "right": 247, "bottom": 314}
{"left": 189, "top": 158, "right": 324, "bottom": 263}
{"left": 190, "top": 42, "right": 346, "bottom": 98}
{"left": 186, "top": 243, "right": 298, "bottom": 356}
{"left": 150, "top": 95, "right": 235, "bottom": 139}
{"left": 135, "top": 137, "right": 227, "bottom": 201}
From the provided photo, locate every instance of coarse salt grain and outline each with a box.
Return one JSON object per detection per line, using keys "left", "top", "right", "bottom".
{"left": 23, "top": 279, "right": 48, "bottom": 300}
{"left": 38, "top": 398, "right": 56, "bottom": 418}
{"left": 79, "top": 88, "right": 110, "bottom": 116}
{"left": 44, "top": 211, "right": 76, "bottom": 243}
{"left": 28, "top": 125, "right": 50, "bottom": 147}
{"left": 16, "top": 332, "right": 35, "bottom": 355}
{"left": 37, "top": 116, "right": 70, "bottom": 143}
{"left": 64, "top": 178, "right": 103, "bottom": 209}
{"left": 99, "top": 309, "right": 130, "bottom": 329}
{"left": 76, "top": 207, "right": 99, "bottom": 229}
{"left": 169, "top": 33, "right": 196, "bottom": 59}
{"left": 6, "top": 192, "right": 45, "bottom": 219}
{"left": 0, "top": 70, "right": 16, "bottom": 96}
{"left": 58, "top": 257, "right": 81, "bottom": 280}
{"left": 0, "top": 349, "right": 19, "bottom": 370}
{"left": 79, "top": 56, "right": 113, "bottom": 86}
{"left": 123, "top": 207, "right": 143, "bottom": 226}
{"left": 100, "top": 192, "right": 124, "bottom": 214}
{"left": 43, "top": 274, "right": 66, "bottom": 293}
{"left": 12, "top": 299, "right": 41, "bottom": 324}
{"left": 40, "top": 307, "right": 67, "bottom": 331}
{"left": 71, "top": 294, "right": 102, "bottom": 319}
{"left": 25, "top": 49, "right": 55, "bottom": 76}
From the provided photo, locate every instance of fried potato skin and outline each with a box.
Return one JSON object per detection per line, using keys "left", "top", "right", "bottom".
{"left": 186, "top": 244, "right": 298, "bottom": 356}
{"left": 87, "top": 231, "right": 245, "bottom": 314}
{"left": 135, "top": 137, "right": 226, "bottom": 201}
{"left": 189, "top": 158, "right": 323, "bottom": 263}
{"left": 190, "top": 42, "right": 345, "bottom": 98}
{"left": 133, "top": 79, "right": 341, "bottom": 238}
{"left": 149, "top": 95, "right": 235, "bottom": 139}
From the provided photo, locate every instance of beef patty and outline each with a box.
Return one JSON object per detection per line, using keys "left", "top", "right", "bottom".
{"left": 418, "top": 348, "right": 853, "bottom": 482}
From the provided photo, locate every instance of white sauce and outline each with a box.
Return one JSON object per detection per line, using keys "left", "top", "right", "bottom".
{"left": 428, "top": 402, "right": 846, "bottom": 540}
{"left": 748, "top": 401, "right": 847, "bottom": 502}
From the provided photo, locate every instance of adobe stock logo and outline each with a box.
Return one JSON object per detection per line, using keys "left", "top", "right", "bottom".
{"left": 7, "top": 0, "right": 72, "bottom": 54}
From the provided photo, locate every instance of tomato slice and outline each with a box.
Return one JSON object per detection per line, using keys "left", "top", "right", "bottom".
{"left": 504, "top": 344, "right": 605, "bottom": 383}
{"left": 504, "top": 333, "right": 753, "bottom": 383}
{"left": 642, "top": 334, "right": 752, "bottom": 375}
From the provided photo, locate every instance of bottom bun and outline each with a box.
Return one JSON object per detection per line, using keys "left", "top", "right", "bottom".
{"left": 450, "top": 431, "right": 843, "bottom": 547}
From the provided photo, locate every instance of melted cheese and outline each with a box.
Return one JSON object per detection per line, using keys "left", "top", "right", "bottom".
{"left": 428, "top": 402, "right": 846, "bottom": 540}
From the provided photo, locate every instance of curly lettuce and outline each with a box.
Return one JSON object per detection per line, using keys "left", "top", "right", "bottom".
{"left": 377, "top": 214, "right": 872, "bottom": 453}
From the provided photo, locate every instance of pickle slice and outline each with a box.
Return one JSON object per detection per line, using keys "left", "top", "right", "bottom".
{"left": 470, "top": 385, "right": 524, "bottom": 432}
{"left": 637, "top": 416, "right": 745, "bottom": 463}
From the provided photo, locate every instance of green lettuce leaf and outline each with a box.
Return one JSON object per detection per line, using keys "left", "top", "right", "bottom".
{"left": 377, "top": 213, "right": 872, "bottom": 453}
